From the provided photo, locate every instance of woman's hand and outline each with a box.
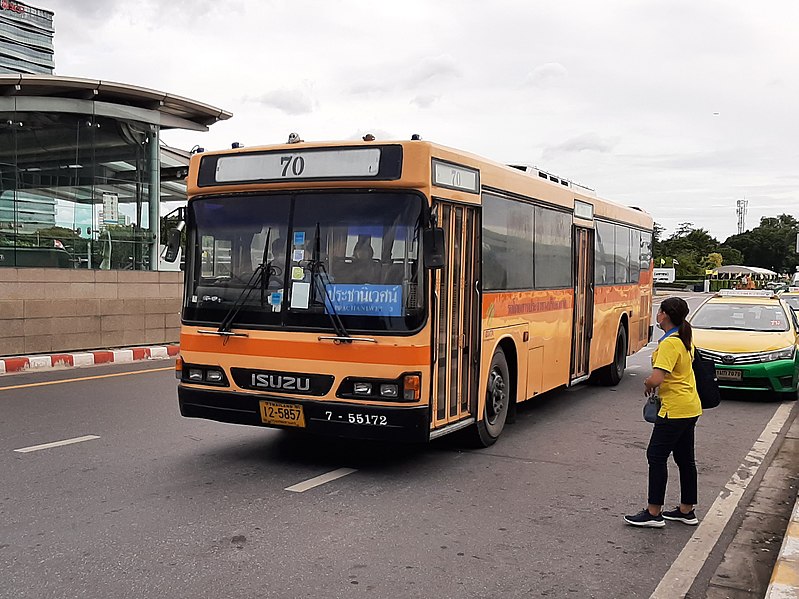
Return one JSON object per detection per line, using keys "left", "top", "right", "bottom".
{"left": 644, "top": 368, "right": 666, "bottom": 394}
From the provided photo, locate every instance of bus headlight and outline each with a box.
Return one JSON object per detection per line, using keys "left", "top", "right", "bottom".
{"left": 353, "top": 382, "right": 372, "bottom": 395}
{"left": 379, "top": 384, "right": 399, "bottom": 398}
{"left": 337, "top": 373, "right": 421, "bottom": 401}
{"left": 181, "top": 364, "right": 229, "bottom": 386}
{"left": 206, "top": 369, "right": 225, "bottom": 383}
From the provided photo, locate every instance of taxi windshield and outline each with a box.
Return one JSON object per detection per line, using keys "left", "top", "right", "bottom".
{"left": 781, "top": 296, "right": 799, "bottom": 312}
{"left": 691, "top": 302, "right": 790, "bottom": 332}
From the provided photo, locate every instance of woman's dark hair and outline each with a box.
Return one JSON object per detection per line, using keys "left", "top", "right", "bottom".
{"left": 660, "top": 297, "right": 692, "bottom": 350}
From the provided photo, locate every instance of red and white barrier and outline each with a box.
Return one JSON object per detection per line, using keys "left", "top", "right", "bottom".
{"left": 0, "top": 345, "right": 179, "bottom": 374}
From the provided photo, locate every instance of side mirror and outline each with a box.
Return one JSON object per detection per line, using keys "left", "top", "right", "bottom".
{"left": 423, "top": 227, "right": 445, "bottom": 269}
{"left": 162, "top": 227, "right": 182, "bottom": 263}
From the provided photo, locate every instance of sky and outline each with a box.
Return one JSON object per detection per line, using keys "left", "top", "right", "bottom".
{"left": 42, "top": 0, "right": 799, "bottom": 241}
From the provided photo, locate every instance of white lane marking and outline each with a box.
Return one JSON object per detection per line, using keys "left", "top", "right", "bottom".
{"left": 650, "top": 402, "right": 795, "bottom": 599}
{"left": 285, "top": 468, "right": 357, "bottom": 493}
{"left": 14, "top": 435, "right": 101, "bottom": 454}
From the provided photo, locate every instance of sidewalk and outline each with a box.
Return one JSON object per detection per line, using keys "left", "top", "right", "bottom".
{"left": 0, "top": 344, "right": 179, "bottom": 374}
{"left": 707, "top": 411, "right": 799, "bottom": 598}
{"left": 766, "top": 472, "right": 799, "bottom": 598}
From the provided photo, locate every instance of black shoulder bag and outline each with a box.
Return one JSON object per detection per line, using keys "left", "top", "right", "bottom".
{"left": 692, "top": 350, "right": 721, "bottom": 409}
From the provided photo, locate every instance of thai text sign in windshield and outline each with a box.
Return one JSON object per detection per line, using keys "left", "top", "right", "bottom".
{"left": 324, "top": 284, "right": 402, "bottom": 317}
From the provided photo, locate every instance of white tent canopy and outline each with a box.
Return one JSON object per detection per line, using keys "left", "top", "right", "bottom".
{"left": 713, "top": 265, "right": 779, "bottom": 278}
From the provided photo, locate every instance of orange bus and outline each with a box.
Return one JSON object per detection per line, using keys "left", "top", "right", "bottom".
{"left": 169, "top": 137, "right": 653, "bottom": 446}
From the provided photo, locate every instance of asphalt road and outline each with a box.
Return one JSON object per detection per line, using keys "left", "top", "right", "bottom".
{"left": 0, "top": 292, "right": 795, "bottom": 598}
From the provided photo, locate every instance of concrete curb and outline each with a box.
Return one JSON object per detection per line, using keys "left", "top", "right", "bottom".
{"left": 0, "top": 345, "right": 179, "bottom": 375}
{"left": 766, "top": 497, "right": 799, "bottom": 598}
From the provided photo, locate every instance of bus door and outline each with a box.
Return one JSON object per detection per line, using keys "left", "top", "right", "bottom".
{"left": 431, "top": 202, "right": 481, "bottom": 430}
{"left": 571, "top": 226, "right": 594, "bottom": 383}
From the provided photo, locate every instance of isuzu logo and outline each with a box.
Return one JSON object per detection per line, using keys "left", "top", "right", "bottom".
{"left": 251, "top": 373, "right": 310, "bottom": 391}
{"left": 231, "top": 368, "right": 334, "bottom": 396}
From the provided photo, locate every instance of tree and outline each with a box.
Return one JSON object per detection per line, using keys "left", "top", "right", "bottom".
{"left": 717, "top": 245, "right": 743, "bottom": 266}
{"left": 652, "top": 222, "right": 666, "bottom": 260}
{"left": 724, "top": 214, "right": 799, "bottom": 273}
{"left": 657, "top": 222, "right": 721, "bottom": 277}
{"left": 702, "top": 252, "right": 723, "bottom": 270}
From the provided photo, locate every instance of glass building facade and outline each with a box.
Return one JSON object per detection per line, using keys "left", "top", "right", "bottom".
{"left": 0, "top": 76, "right": 231, "bottom": 270}
{"left": 0, "top": 1, "right": 54, "bottom": 75}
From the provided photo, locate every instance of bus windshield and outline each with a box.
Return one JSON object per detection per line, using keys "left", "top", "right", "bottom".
{"left": 183, "top": 191, "right": 425, "bottom": 333}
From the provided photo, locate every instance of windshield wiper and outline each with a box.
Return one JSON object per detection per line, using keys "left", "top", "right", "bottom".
{"left": 217, "top": 227, "right": 273, "bottom": 334}
{"left": 308, "top": 222, "right": 351, "bottom": 341}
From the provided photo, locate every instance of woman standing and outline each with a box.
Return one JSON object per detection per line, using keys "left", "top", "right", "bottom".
{"left": 625, "top": 297, "right": 703, "bottom": 528}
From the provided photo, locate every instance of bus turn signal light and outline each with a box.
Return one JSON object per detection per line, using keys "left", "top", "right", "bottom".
{"left": 175, "top": 355, "right": 183, "bottom": 379}
{"left": 403, "top": 375, "right": 421, "bottom": 401}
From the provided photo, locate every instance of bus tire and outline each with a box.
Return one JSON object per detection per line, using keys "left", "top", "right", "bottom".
{"left": 468, "top": 348, "right": 510, "bottom": 447}
{"left": 598, "top": 325, "right": 627, "bottom": 386}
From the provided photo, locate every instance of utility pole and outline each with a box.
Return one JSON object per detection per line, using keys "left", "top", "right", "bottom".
{"left": 736, "top": 199, "right": 748, "bottom": 234}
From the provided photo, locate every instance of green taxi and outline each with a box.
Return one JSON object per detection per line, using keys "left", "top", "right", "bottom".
{"left": 690, "top": 290, "right": 799, "bottom": 399}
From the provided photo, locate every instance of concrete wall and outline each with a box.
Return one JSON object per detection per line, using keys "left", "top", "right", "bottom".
{"left": 0, "top": 268, "right": 182, "bottom": 357}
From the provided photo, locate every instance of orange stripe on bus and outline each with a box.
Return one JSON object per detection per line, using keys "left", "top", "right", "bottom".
{"left": 180, "top": 335, "right": 429, "bottom": 366}
{"left": 481, "top": 288, "right": 574, "bottom": 319}
{"left": 594, "top": 284, "right": 645, "bottom": 304}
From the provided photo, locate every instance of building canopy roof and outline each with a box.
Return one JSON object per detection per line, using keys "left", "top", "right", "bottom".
{"left": 713, "top": 265, "right": 779, "bottom": 277}
{"left": 0, "top": 74, "right": 232, "bottom": 129}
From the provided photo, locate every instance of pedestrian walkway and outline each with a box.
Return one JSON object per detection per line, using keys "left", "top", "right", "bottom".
{"left": 766, "top": 484, "right": 799, "bottom": 598}
{"left": 0, "top": 344, "right": 179, "bottom": 374}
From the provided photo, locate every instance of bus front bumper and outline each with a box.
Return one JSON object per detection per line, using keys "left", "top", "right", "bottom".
{"left": 178, "top": 385, "right": 431, "bottom": 442}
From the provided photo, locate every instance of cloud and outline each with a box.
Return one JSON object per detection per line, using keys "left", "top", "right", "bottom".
{"left": 344, "top": 54, "right": 461, "bottom": 100}
{"left": 525, "top": 62, "right": 568, "bottom": 87}
{"left": 542, "top": 133, "right": 618, "bottom": 160}
{"left": 411, "top": 94, "right": 440, "bottom": 109}
{"left": 249, "top": 88, "right": 315, "bottom": 116}
{"left": 46, "top": 0, "right": 113, "bottom": 20}
{"left": 405, "top": 55, "right": 461, "bottom": 88}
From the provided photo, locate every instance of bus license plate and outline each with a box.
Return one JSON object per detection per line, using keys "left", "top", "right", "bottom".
{"left": 259, "top": 401, "right": 306, "bottom": 427}
{"left": 716, "top": 369, "right": 742, "bottom": 381}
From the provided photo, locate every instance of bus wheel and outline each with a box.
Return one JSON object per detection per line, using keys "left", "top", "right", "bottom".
{"left": 469, "top": 349, "right": 510, "bottom": 447}
{"left": 598, "top": 326, "right": 627, "bottom": 386}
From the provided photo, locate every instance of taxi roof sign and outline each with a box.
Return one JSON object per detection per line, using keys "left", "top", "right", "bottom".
{"left": 716, "top": 289, "right": 777, "bottom": 298}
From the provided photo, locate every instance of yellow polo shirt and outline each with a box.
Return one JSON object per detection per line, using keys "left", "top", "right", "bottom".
{"left": 652, "top": 335, "right": 703, "bottom": 419}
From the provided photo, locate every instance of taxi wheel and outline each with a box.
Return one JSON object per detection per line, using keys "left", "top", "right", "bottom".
{"left": 598, "top": 326, "right": 627, "bottom": 386}
{"left": 467, "top": 349, "right": 510, "bottom": 447}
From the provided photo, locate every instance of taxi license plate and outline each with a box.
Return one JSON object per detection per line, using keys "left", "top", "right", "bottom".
{"left": 716, "top": 369, "right": 742, "bottom": 381}
{"left": 259, "top": 401, "right": 306, "bottom": 428}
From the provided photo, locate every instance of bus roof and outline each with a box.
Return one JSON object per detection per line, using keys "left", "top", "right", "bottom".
{"left": 187, "top": 138, "right": 653, "bottom": 230}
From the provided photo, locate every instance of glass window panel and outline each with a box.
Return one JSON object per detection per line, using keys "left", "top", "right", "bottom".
{"left": 595, "top": 221, "right": 615, "bottom": 285}
{"left": 534, "top": 206, "right": 571, "bottom": 289}
{"left": 482, "top": 193, "right": 534, "bottom": 290}
{"left": 614, "top": 224, "right": 631, "bottom": 284}
{"left": 630, "top": 229, "right": 641, "bottom": 283}
{"left": 640, "top": 231, "right": 653, "bottom": 270}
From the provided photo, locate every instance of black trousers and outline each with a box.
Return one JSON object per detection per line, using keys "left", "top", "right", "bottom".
{"left": 647, "top": 415, "right": 699, "bottom": 506}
